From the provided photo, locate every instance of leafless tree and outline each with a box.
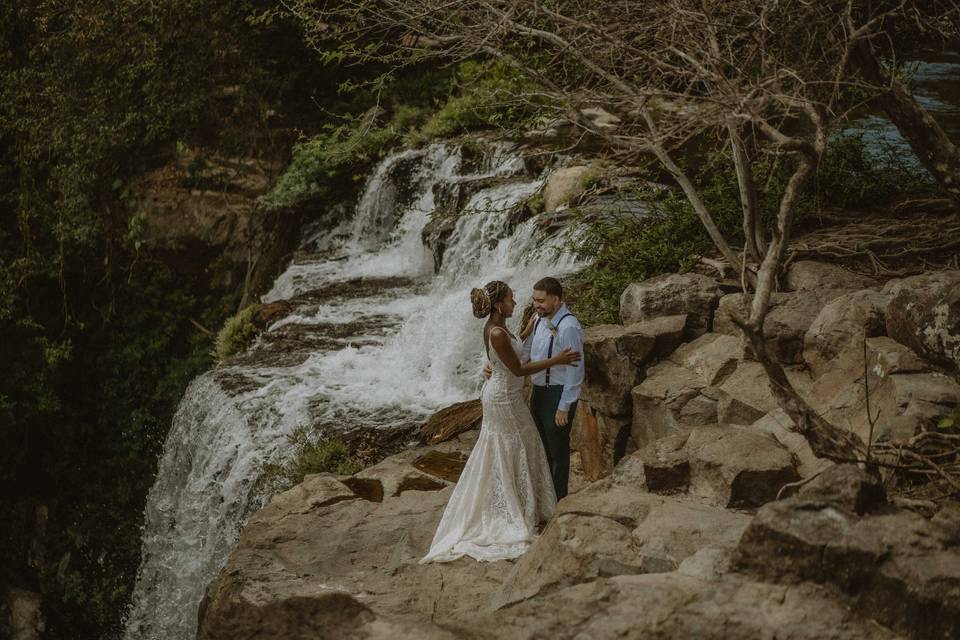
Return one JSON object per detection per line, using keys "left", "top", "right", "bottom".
{"left": 284, "top": 0, "right": 958, "bottom": 462}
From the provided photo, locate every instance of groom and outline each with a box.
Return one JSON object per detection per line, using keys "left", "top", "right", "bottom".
{"left": 522, "top": 277, "right": 584, "bottom": 500}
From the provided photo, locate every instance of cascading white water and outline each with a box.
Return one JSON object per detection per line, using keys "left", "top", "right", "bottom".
{"left": 124, "top": 142, "right": 585, "bottom": 640}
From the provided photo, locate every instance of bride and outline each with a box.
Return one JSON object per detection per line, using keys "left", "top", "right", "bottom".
{"left": 420, "top": 280, "right": 581, "bottom": 563}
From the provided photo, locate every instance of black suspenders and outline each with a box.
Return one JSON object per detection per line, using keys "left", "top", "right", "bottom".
{"left": 541, "top": 313, "right": 571, "bottom": 385}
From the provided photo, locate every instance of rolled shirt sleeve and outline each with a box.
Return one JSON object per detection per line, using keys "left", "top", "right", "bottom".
{"left": 557, "top": 321, "right": 585, "bottom": 412}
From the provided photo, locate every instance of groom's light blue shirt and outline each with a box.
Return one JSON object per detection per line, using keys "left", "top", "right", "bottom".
{"left": 522, "top": 304, "right": 585, "bottom": 412}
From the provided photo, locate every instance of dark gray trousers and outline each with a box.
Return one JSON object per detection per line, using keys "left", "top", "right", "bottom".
{"left": 530, "top": 385, "right": 577, "bottom": 500}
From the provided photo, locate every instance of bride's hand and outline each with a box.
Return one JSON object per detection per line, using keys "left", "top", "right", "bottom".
{"left": 519, "top": 313, "right": 537, "bottom": 340}
{"left": 551, "top": 347, "right": 581, "bottom": 365}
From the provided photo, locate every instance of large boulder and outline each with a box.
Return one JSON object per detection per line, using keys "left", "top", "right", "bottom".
{"left": 808, "top": 335, "right": 960, "bottom": 444}
{"left": 631, "top": 361, "right": 708, "bottom": 447}
{"left": 581, "top": 315, "right": 686, "bottom": 416}
{"left": 785, "top": 260, "right": 878, "bottom": 292}
{"left": 630, "top": 333, "right": 807, "bottom": 448}
{"left": 803, "top": 289, "right": 889, "bottom": 379}
{"left": 750, "top": 409, "right": 827, "bottom": 479}
{"left": 734, "top": 464, "right": 960, "bottom": 640}
{"left": 637, "top": 425, "right": 799, "bottom": 508}
{"left": 620, "top": 273, "right": 721, "bottom": 338}
{"left": 543, "top": 166, "right": 593, "bottom": 212}
{"left": 882, "top": 270, "right": 960, "bottom": 373}
{"left": 666, "top": 333, "right": 742, "bottom": 387}
{"left": 715, "top": 290, "right": 851, "bottom": 364}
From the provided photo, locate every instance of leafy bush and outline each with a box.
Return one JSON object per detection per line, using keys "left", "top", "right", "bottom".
{"left": 814, "top": 132, "right": 936, "bottom": 209}
{"left": 572, "top": 185, "right": 739, "bottom": 326}
{"left": 259, "top": 105, "right": 428, "bottom": 211}
{"left": 414, "top": 60, "right": 547, "bottom": 142}
{"left": 257, "top": 429, "right": 361, "bottom": 495}
{"left": 213, "top": 305, "right": 259, "bottom": 361}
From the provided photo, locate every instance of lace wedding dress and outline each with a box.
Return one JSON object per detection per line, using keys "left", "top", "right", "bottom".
{"left": 420, "top": 331, "right": 557, "bottom": 563}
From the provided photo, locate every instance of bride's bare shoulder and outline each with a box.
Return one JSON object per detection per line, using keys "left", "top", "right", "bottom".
{"left": 489, "top": 325, "right": 514, "bottom": 347}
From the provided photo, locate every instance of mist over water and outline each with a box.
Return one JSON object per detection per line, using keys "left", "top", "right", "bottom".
{"left": 123, "top": 142, "right": 584, "bottom": 640}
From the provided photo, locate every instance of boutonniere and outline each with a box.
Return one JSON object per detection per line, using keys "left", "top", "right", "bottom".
{"left": 546, "top": 320, "right": 558, "bottom": 336}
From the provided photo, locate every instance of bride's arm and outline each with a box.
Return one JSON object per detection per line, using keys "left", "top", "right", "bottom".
{"left": 489, "top": 328, "right": 580, "bottom": 377}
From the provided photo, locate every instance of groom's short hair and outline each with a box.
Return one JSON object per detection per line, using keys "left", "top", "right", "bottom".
{"left": 533, "top": 277, "right": 562, "bottom": 299}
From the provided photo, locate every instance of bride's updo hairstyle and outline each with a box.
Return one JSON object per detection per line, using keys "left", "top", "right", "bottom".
{"left": 470, "top": 280, "right": 509, "bottom": 318}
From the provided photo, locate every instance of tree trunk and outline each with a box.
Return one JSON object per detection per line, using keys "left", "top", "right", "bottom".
{"left": 854, "top": 44, "right": 960, "bottom": 207}
{"left": 727, "top": 122, "right": 766, "bottom": 261}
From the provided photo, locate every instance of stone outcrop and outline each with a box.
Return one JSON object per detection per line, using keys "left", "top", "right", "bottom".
{"left": 491, "top": 478, "right": 751, "bottom": 609}
{"left": 715, "top": 289, "right": 851, "bottom": 364}
{"left": 735, "top": 464, "right": 960, "bottom": 639}
{"left": 636, "top": 425, "right": 799, "bottom": 508}
{"left": 490, "top": 573, "right": 900, "bottom": 640}
{"left": 620, "top": 272, "right": 722, "bottom": 338}
{"left": 882, "top": 269, "right": 960, "bottom": 373}
{"left": 199, "top": 261, "right": 960, "bottom": 640}
{"left": 581, "top": 315, "right": 686, "bottom": 416}
{"left": 543, "top": 166, "right": 593, "bottom": 212}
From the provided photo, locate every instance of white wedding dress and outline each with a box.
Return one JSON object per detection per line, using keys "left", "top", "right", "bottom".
{"left": 420, "top": 330, "right": 557, "bottom": 563}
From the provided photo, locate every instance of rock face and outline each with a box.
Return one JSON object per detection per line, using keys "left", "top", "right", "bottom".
{"left": 735, "top": 464, "right": 960, "bottom": 640}
{"left": 882, "top": 270, "right": 960, "bottom": 373}
{"left": 785, "top": 260, "right": 879, "bottom": 291}
{"left": 620, "top": 273, "right": 721, "bottom": 338}
{"left": 715, "top": 289, "right": 850, "bottom": 364}
{"left": 543, "top": 166, "right": 593, "bottom": 212}
{"left": 131, "top": 149, "right": 301, "bottom": 300}
{"left": 491, "top": 478, "right": 751, "bottom": 609}
{"left": 636, "top": 425, "right": 799, "bottom": 508}
{"left": 199, "top": 262, "right": 960, "bottom": 640}
{"left": 581, "top": 315, "right": 685, "bottom": 416}
{"left": 490, "top": 574, "right": 900, "bottom": 640}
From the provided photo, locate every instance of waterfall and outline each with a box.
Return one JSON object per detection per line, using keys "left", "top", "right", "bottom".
{"left": 124, "top": 142, "right": 585, "bottom": 640}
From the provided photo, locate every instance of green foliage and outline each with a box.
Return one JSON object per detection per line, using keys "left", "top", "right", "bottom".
{"left": 938, "top": 404, "right": 960, "bottom": 431}
{"left": 260, "top": 107, "right": 420, "bottom": 211}
{"left": 257, "top": 430, "right": 361, "bottom": 495}
{"left": 814, "top": 132, "right": 937, "bottom": 209}
{"left": 572, "top": 182, "right": 740, "bottom": 326}
{"left": 526, "top": 192, "right": 545, "bottom": 216}
{"left": 414, "top": 60, "right": 547, "bottom": 142}
{"left": 213, "top": 305, "right": 260, "bottom": 362}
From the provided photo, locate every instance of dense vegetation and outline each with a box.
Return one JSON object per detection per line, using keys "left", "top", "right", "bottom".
{"left": 0, "top": 2, "right": 331, "bottom": 636}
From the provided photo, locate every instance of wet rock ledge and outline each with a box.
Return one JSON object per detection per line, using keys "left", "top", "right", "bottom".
{"left": 199, "top": 263, "right": 960, "bottom": 640}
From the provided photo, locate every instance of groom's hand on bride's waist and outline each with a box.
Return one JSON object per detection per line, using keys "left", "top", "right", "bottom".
{"left": 482, "top": 361, "right": 492, "bottom": 379}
